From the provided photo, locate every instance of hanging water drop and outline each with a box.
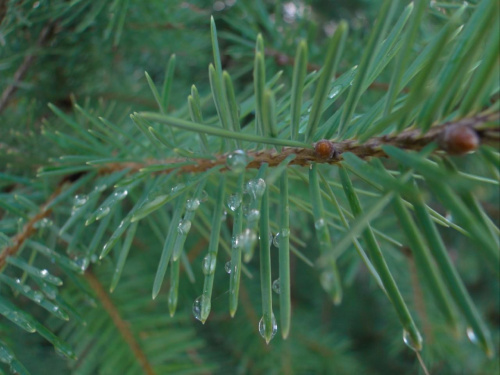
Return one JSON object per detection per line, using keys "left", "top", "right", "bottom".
{"left": 73, "top": 194, "right": 88, "bottom": 208}
{"left": 314, "top": 218, "right": 325, "bottom": 229}
{"left": 402, "top": 329, "right": 423, "bottom": 351}
{"left": 177, "top": 219, "right": 192, "bottom": 234}
{"left": 202, "top": 254, "right": 216, "bottom": 275}
{"left": 192, "top": 295, "right": 205, "bottom": 322}
{"left": 273, "top": 232, "right": 280, "bottom": 248}
{"left": 258, "top": 313, "right": 278, "bottom": 343}
{"left": 239, "top": 229, "right": 257, "bottom": 247}
{"left": 171, "top": 183, "right": 186, "bottom": 193}
{"left": 466, "top": 327, "right": 478, "bottom": 345}
{"left": 246, "top": 178, "right": 266, "bottom": 199}
{"left": 113, "top": 189, "right": 128, "bottom": 200}
{"left": 226, "top": 150, "right": 248, "bottom": 173}
{"left": 95, "top": 207, "right": 111, "bottom": 221}
{"left": 272, "top": 279, "right": 280, "bottom": 294}
{"left": 225, "top": 261, "right": 232, "bottom": 274}
{"left": 246, "top": 209, "right": 260, "bottom": 222}
{"left": 186, "top": 198, "right": 200, "bottom": 211}
{"left": 227, "top": 194, "right": 242, "bottom": 212}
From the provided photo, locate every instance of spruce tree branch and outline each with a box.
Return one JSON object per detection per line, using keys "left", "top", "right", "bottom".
{"left": 0, "top": 23, "right": 55, "bottom": 113}
{"left": 98, "top": 111, "right": 499, "bottom": 175}
{"left": 84, "top": 270, "right": 157, "bottom": 375}
{"left": 0, "top": 183, "right": 64, "bottom": 269}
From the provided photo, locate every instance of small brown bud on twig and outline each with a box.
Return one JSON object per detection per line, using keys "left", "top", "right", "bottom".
{"left": 439, "top": 125, "right": 479, "bottom": 155}
{"left": 314, "top": 139, "right": 337, "bottom": 159}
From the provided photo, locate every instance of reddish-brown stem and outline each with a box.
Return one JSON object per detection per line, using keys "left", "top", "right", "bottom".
{"left": 84, "top": 270, "right": 156, "bottom": 375}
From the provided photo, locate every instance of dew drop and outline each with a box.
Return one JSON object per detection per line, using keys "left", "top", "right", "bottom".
{"left": 225, "top": 261, "right": 232, "bottom": 274}
{"left": 314, "top": 218, "right": 325, "bottom": 230}
{"left": 186, "top": 198, "right": 200, "bottom": 211}
{"left": 33, "top": 291, "right": 44, "bottom": 303}
{"left": 231, "top": 236, "right": 240, "bottom": 249}
{"left": 193, "top": 295, "right": 205, "bottom": 322}
{"left": 202, "top": 254, "right": 216, "bottom": 275}
{"left": 258, "top": 313, "right": 277, "bottom": 343}
{"left": 320, "top": 271, "right": 335, "bottom": 293}
{"left": 227, "top": 194, "right": 242, "bottom": 212}
{"left": 226, "top": 150, "right": 248, "bottom": 173}
{"left": 171, "top": 183, "right": 186, "bottom": 193}
{"left": 328, "top": 85, "right": 342, "bottom": 99}
{"left": 272, "top": 279, "right": 280, "bottom": 294}
{"left": 40, "top": 269, "right": 48, "bottom": 277}
{"left": 177, "top": 219, "right": 192, "bottom": 234}
{"left": 95, "top": 206, "right": 111, "bottom": 221}
{"left": 246, "top": 178, "right": 266, "bottom": 199}
{"left": 246, "top": 209, "right": 260, "bottom": 222}
{"left": 403, "top": 329, "right": 423, "bottom": 351}
{"left": 272, "top": 233, "right": 280, "bottom": 248}
{"left": 73, "top": 194, "right": 88, "bottom": 207}
{"left": 0, "top": 346, "right": 13, "bottom": 364}
{"left": 239, "top": 229, "right": 257, "bottom": 247}
{"left": 75, "top": 257, "right": 89, "bottom": 272}
{"left": 466, "top": 327, "right": 478, "bottom": 344}
{"left": 113, "top": 189, "right": 128, "bottom": 200}
{"left": 281, "top": 228, "right": 290, "bottom": 237}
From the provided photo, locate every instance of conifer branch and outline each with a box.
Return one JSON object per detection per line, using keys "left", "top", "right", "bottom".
{"left": 0, "top": 183, "right": 63, "bottom": 269}
{"left": 0, "top": 23, "right": 55, "bottom": 113}
{"left": 84, "top": 270, "right": 156, "bottom": 375}
{"left": 98, "top": 111, "right": 499, "bottom": 174}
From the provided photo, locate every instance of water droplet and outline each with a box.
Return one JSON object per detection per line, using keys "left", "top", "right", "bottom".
{"left": 239, "top": 229, "right": 257, "bottom": 247}
{"left": 95, "top": 206, "right": 111, "bottom": 221}
{"left": 314, "top": 218, "right": 325, "bottom": 229}
{"left": 245, "top": 178, "right": 266, "bottom": 199}
{"left": 403, "top": 329, "right": 423, "bottom": 351}
{"left": 0, "top": 346, "right": 13, "bottom": 364}
{"left": 221, "top": 210, "right": 228, "bottom": 221}
{"left": 73, "top": 194, "right": 88, "bottom": 207}
{"left": 272, "top": 279, "right": 280, "bottom": 294}
{"left": 258, "top": 313, "right": 277, "bottom": 343}
{"left": 225, "top": 261, "right": 232, "bottom": 274}
{"left": 171, "top": 183, "right": 186, "bottom": 193}
{"left": 15, "top": 278, "right": 21, "bottom": 284}
{"left": 33, "top": 291, "right": 43, "bottom": 303}
{"left": 246, "top": 209, "right": 260, "bottom": 222}
{"left": 202, "top": 254, "right": 216, "bottom": 275}
{"left": 40, "top": 269, "right": 48, "bottom": 278}
{"left": 226, "top": 150, "right": 248, "bottom": 173}
{"left": 192, "top": 295, "right": 206, "bottom": 322}
{"left": 114, "top": 189, "right": 128, "bottom": 200}
{"left": 281, "top": 228, "right": 290, "bottom": 237}
{"left": 75, "top": 257, "right": 89, "bottom": 272}
{"left": 328, "top": 85, "right": 342, "bottom": 99}
{"left": 227, "top": 194, "right": 242, "bottom": 212}
{"left": 186, "top": 198, "right": 200, "bottom": 211}
{"left": 466, "top": 327, "right": 478, "bottom": 344}
{"left": 94, "top": 184, "right": 107, "bottom": 192}
{"left": 273, "top": 233, "right": 280, "bottom": 247}
{"left": 177, "top": 219, "right": 192, "bottom": 234}
{"left": 231, "top": 236, "right": 240, "bottom": 249}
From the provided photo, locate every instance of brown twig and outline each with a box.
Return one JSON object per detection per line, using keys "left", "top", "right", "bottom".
{"left": 0, "top": 24, "right": 54, "bottom": 113}
{"left": 0, "top": 184, "right": 64, "bottom": 269}
{"left": 84, "top": 270, "right": 156, "bottom": 375}
{"left": 97, "top": 111, "right": 500, "bottom": 176}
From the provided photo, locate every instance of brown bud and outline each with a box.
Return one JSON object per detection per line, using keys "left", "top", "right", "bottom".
{"left": 440, "top": 125, "right": 479, "bottom": 155}
{"left": 314, "top": 139, "right": 337, "bottom": 159}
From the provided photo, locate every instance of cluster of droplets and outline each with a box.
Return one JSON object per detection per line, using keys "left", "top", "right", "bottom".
{"left": 226, "top": 150, "right": 249, "bottom": 173}
{"left": 258, "top": 313, "right": 278, "bottom": 343}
